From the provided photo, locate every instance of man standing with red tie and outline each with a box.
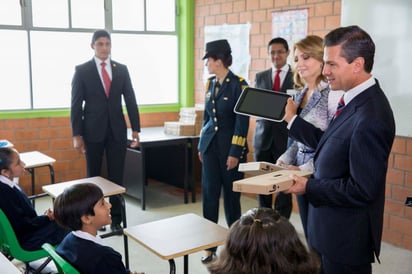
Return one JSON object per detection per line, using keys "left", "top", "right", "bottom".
{"left": 70, "top": 29, "right": 141, "bottom": 234}
{"left": 252, "top": 37, "right": 294, "bottom": 217}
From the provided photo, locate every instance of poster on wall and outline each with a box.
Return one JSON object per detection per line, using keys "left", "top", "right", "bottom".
{"left": 204, "top": 23, "right": 251, "bottom": 83}
{"left": 272, "top": 9, "right": 308, "bottom": 57}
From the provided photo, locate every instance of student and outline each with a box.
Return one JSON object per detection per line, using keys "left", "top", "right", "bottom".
{"left": 284, "top": 25, "right": 395, "bottom": 273}
{"left": 207, "top": 207, "right": 320, "bottom": 274}
{"left": 0, "top": 147, "right": 67, "bottom": 251}
{"left": 53, "top": 183, "right": 144, "bottom": 274}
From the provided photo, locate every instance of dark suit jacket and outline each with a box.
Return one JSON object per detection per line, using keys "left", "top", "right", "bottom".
{"left": 198, "top": 70, "right": 249, "bottom": 159}
{"left": 253, "top": 66, "right": 294, "bottom": 159}
{"left": 57, "top": 233, "right": 129, "bottom": 274}
{"left": 71, "top": 59, "right": 140, "bottom": 142}
{"left": 289, "top": 81, "right": 395, "bottom": 264}
{"left": 0, "top": 182, "right": 65, "bottom": 250}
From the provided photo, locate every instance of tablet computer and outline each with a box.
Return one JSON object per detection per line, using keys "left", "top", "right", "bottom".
{"left": 234, "top": 87, "right": 291, "bottom": 122}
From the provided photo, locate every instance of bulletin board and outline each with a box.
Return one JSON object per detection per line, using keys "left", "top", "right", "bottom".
{"left": 272, "top": 9, "right": 308, "bottom": 60}
{"left": 204, "top": 23, "right": 251, "bottom": 83}
{"left": 342, "top": 0, "right": 412, "bottom": 136}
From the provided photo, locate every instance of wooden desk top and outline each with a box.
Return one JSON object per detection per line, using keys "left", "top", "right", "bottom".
{"left": 124, "top": 213, "right": 228, "bottom": 260}
{"left": 128, "top": 127, "right": 198, "bottom": 144}
{"left": 42, "top": 176, "right": 125, "bottom": 198}
{"left": 0, "top": 252, "right": 22, "bottom": 274}
{"left": 20, "top": 151, "right": 56, "bottom": 168}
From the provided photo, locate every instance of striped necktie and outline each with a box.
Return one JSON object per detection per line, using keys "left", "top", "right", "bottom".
{"left": 334, "top": 96, "right": 345, "bottom": 117}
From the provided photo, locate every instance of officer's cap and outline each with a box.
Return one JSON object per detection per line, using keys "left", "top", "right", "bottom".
{"left": 202, "top": 39, "right": 231, "bottom": 60}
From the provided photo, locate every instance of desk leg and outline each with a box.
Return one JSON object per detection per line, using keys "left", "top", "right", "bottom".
{"left": 141, "top": 147, "right": 146, "bottom": 210}
{"left": 168, "top": 259, "right": 176, "bottom": 274}
{"left": 29, "top": 168, "right": 36, "bottom": 207}
{"left": 119, "top": 194, "right": 129, "bottom": 269}
{"left": 184, "top": 255, "right": 188, "bottom": 274}
{"left": 184, "top": 142, "right": 189, "bottom": 204}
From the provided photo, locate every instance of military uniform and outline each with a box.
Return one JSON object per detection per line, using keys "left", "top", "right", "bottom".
{"left": 198, "top": 70, "right": 249, "bottom": 228}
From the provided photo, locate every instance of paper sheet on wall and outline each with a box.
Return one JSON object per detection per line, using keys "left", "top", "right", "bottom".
{"left": 204, "top": 23, "right": 251, "bottom": 84}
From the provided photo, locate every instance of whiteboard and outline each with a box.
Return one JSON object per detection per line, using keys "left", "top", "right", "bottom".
{"left": 342, "top": 0, "right": 412, "bottom": 136}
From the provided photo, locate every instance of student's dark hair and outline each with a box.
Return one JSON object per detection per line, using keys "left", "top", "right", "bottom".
{"left": 208, "top": 207, "right": 320, "bottom": 274}
{"left": 324, "top": 25, "right": 375, "bottom": 73}
{"left": 210, "top": 53, "right": 233, "bottom": 68}
{"left": 91, "top": 29, "right": 111, "bottom": 44}
{"left": 0, "top": 147, "right": 16, "bottom": 172}
{"left": 54, "top": 183, "right": 104, "bottom": 231}
{"left": 268, "top": 37, "right": 289, "bottom": 52}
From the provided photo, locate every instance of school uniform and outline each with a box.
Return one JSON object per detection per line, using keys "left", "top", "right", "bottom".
{"left": 57, "top": 232, "right": 129, "bottom": 274}
{"left": 0, "top": 176, "right": 67, "bottom": 251}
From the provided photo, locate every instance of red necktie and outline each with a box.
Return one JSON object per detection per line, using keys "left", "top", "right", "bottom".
{"left": 273, "top": 69, "right": 281, "bottom": 91}
{"left": 101, "top": 62, "right": 111, "bottom": 97}
{"left": 334, "top": 96, "right": 345, "bottom": 117}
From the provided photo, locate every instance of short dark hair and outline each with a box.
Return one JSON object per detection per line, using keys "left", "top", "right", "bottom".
{"left": 209, "top": 53, "right": 233, "bottom": 68}
{"left": 268, "top": 37, "right": 289, "bottom": 52}
{"left": 54, "top": 183, "right": 104, "bottom": 231}
{"left": 0, "top": 147, "right": 16, "bottom": 172}
{"left": 208, "top": 208, "right": 320, "bottom": 274}
{"left": 324, "top": 25, "right": 375, "bottom": 73}
{"left": 91, "top": 29, "right": 111, "bottom": 44}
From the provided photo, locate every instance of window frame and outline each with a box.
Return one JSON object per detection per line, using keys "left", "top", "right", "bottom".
{"left": 0, "top": 0, "right": 194, "bottom": 119}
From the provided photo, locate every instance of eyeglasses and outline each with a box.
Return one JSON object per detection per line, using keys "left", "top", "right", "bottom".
{"left": 270, "top": 50, "right": 288, "bottom": 56}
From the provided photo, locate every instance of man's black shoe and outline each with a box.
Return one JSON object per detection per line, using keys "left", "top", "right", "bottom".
{"left": 110, "top": 224, "right": 123, "bottom": 235}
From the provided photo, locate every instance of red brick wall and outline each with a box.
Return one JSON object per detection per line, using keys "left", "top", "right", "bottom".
{"left": 194, "top": 0, "right": 412, "bottom": 250}
{"left": 0, "top": 112, "right": 178, "bottom": 193}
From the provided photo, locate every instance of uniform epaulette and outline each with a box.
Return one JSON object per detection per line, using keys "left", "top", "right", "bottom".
{"left": 231, "top": 135, "right": 247, "bottom": 147}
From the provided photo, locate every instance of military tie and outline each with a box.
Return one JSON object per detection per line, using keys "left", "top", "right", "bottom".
{"left": 214, "top": 80, "right": 221, "bottom": 96}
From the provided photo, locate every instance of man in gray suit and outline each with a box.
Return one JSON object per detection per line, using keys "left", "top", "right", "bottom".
{"left": 253, "top": 37, "right": 294, "bottom": 218}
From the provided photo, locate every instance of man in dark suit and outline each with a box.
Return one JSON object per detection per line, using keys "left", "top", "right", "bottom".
{"left": 284, "top": 26, "right": 395, "bottom": 274}
{"left": 71, "top": 29, "right": 141, "bottom": 233}
{"left": 253, "top": 37, "right": 294, "bottom": 218}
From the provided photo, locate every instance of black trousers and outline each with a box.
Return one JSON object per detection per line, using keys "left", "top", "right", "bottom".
{"left": 85, "top": 135, "right": 127, "bottom": 225}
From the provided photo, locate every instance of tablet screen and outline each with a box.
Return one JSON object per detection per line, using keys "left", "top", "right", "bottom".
{"left": 234, "top": 87, "right": 291, "bottom": 122}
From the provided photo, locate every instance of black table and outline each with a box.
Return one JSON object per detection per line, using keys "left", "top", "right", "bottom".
{"left": 123, "top": 127, "right": 199, "bottom": 210}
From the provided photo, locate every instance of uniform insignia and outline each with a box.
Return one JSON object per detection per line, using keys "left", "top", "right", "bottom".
{"left": 231, "top": 135, "right": 246, "bottom": 146}
{"left": 226, "top": 78, "right": 230, "bottom": 82}
{"left": 205, "top": 79, "right": 211, "bottom": 91}
{"left": 239, "top": 77, "right": 244, "bottom": 82}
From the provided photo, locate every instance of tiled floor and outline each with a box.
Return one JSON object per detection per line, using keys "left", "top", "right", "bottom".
{"left": 12, "top": 180, "right": 412, "bottom": 274}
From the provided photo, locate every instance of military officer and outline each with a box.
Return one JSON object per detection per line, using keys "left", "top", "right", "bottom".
{"left": 198, "top": 39, "right": 249, "bottom": 264}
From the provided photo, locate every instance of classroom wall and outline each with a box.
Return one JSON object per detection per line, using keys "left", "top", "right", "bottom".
{"left": 194, "top": 0, "right": 412, "bottom": 250}
{"left": 0, "top": 0, "right": 410, "bottom": 251}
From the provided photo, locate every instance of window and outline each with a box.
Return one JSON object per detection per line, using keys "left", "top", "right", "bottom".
{"left": 0, "top": 0, "right": 178, "bottom": 111}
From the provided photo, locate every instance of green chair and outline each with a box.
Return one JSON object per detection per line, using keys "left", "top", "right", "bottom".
{"left": 41, "top": 243, "right": 80, "bottom": 274}
{"left": 0, "top": 209, "right": 51, "bottom": 274}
